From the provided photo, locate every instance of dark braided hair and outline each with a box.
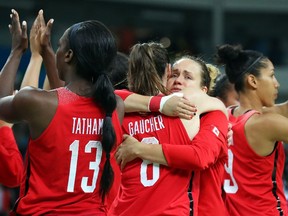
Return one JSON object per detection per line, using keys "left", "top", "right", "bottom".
{"left": 67, "top": 20, "right": 117, "bottom": 201}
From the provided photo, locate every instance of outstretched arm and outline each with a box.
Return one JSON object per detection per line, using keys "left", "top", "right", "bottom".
{"left": 0, "top": 9, "right": 27, "bottom": 97}
{"left": 20, "top": 10, "right": 43, "bottom": 89}
{"left": 262, "top": 101, "right": 288, "bottom": 118}
{"left": 181, "top": 87, "right": 228, "bottom": 117}
{"left": 0, "top": 9, "right": 25, "bottom": 188}
{"left": 37, "top": 9, "right": 64, "bottom": 88}
{"left": 115, "top": 89, "right": 196, "bottom": 120}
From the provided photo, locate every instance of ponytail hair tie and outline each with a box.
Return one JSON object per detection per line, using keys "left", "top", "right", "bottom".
{"left": 106, "top": 152, "right": 111, "bottom": 160}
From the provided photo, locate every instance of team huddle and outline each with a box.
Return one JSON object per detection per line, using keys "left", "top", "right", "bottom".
{"left": 0, "top": 8, "right": 287, "bottom": 216}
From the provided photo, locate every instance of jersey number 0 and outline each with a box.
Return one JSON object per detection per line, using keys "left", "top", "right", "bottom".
{"left": 140, "top": 137, "right": 160, "bottom": 187}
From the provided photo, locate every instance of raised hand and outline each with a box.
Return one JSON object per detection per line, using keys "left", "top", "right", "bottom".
{"left": 30, "top": 10, "right": 43, "bottom": 56}
{"left": 0, "top": 9, "right": 27, "bottom": 97}
{"left": 20, "top": 10, "right": 44, "bottom": 89}
{"left": 33, "top": 10, "right": 63, "bottom": 89}
{"left": 36, "top": 9, "right": 54, "bottom": 55}
{"left": 9, "top": 9, "right": 28, "bottom": 54}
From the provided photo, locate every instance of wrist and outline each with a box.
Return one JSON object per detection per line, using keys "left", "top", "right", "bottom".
{"left": 41, "top": 45, "right": 54, "bottom": 56}
{"left": 148, "top": 96, "right": 162, "bottom": 112}
{"left": 135, "top": 142, "right": 147, "bottom": 159}
{"left": 160, "top": 92, "right": 184, "bottom": 113}
{"left": 10, "top": 49, "right": 23, "bottom": 59}
{"left": 31, "top": 53, "right": 43, "bottom": 60}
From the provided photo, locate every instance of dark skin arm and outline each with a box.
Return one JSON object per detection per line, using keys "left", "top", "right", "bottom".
{"left": 116, "top": 95, "right": 125, "bottom": 124}
{"left": 37, "top": 9, "right": 64, "bottom": 88}
{"left": 0, "top": 9, "right": 57, "bottom": 139}
{"left": 0, "top": 9, "right": 27, "bottom": 97}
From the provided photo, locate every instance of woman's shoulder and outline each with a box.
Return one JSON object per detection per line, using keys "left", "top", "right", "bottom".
{"left": 13, "top": 87, "right": 57, "bottom": 112}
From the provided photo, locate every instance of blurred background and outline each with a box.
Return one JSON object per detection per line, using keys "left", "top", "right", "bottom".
{"left": 0, "top": 0, "right": 288, "bottom": 101}
{"left": 0, "top": 0, "right": 288, "bottom": 214}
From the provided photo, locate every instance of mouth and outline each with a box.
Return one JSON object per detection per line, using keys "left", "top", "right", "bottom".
{"left": 170, "top": 87, "right": 182, "bottom": 93}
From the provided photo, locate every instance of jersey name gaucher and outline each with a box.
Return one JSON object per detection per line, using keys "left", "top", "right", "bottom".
{"left": 127, "top": 115, "right": 165, "bottom": 136}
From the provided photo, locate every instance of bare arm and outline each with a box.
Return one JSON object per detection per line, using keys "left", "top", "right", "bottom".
{"left": 0, "top": 9, "right": 27, "bottom": 97}
{"left": 246, "top": 112, "right": 288, "bottom": 156}
{"left": 115, "top": 89, "right": 196, "bottom": 119}
{"left": 115, "top": 134, "right": 167, "bottom": 170}
{"left": 262, "top": 101, "right": 288, "bottom": 118}
{"left": 115, "top": 95, "right": 125, "bottom": 124}
{"left": 21, "top": 11, "right": 43, "bottom": 89}
{"left": 43, "top": 76, "right": 51, "bottom": 90}
{"left": 181, "top": 87, "right": 228, "bottom": 117}
{"left": 21, "top": 54, "right": 42, "bottom": 88}
{"left": 37, "top": 10, "right": 64, "bottom": 88}
{"left": 0, "top": 10, "right": 26, "bottom": 187}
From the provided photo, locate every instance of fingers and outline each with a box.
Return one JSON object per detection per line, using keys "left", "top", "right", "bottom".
{"left": 115, "top": 151, "right": 121, "bottom": 164}
{"left": 8, "top": 24, "right": 12, "bottom": 33}
{"left": 9, "top": 9, "right": 20, "bottom": 33}
{"left": 21, "top": 21, "right": 27, "bottom": 38}
{"left": 11, "top": 9, "right": 20, "bottom": 23}
{"left": 38, "top": 9, "right": 45, "bottom": 26}
{"left": 181, "top": 97, "right": 197, "bottom": 112}
{"left": 31, "top": 10, "right": 41, "bottom": 33}
{"left": 120, "top": 160, "right": 127, "bottom": 170}
{"left": 178, "top": 113, "right": 194, "bottom": 120}
{"left": 121, "top": 161, "right": 124, "bottom": 170}
{"left": 122, "top": 134, "right": 130, "bottom": 142}
{"left": 46, "top": 18, "right": 54, "bottom": 33}
{"left": 115, "top": 145, "right": 126, "bottom": 170}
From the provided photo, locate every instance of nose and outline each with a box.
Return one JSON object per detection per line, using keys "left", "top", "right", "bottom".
{"left": 274, "top": 77, "right": 280, "bottom": 89}
{"left": 174, "top": 75, "right": 184, "bottom": 85}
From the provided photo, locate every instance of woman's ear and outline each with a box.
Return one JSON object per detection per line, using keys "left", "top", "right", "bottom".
{"left": 247, "top": 74, "right": 257, "bottom": 89}
{"left": 201, "top": 86, "right": 208, "bottom": 93}
{"left": 65, "top": 49, "right": 74, "bottom": 63}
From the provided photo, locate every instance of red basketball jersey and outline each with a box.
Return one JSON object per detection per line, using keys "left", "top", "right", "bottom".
{"left": 162, "top": 111, "right": 228, "bottom": 216}
{"left": 109, "top": 112, "right": 192, "bottom": 216}
{"left": 16, "top": 87, "right": 123, "bottom": 215}
{"left": 223, "top": 108, "right": 288, "bottom": 216}
{"left": 0, "top": 126, "right": 23, "bottom": 187}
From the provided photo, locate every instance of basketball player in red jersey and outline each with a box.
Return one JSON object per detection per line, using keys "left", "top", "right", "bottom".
{"left": 0, "top": 9, "right": 124, "bottom": 215}
{"left": 216, "top": 44, "right": 288, "bottom": 216}
{"left": 109, "top": 43, "right": 228, "bottom": 216}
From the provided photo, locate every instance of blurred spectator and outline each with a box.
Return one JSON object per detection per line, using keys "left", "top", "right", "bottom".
{"left": 108, "top": 52, "right": 129, "bottom": 90}
{"left": 212, "top": 73, "right": 239, "bottom": 107}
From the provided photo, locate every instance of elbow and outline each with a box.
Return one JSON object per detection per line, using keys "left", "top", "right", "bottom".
{"left": 0, "top": 164, "right": 24, "bottom": 188}
{"left": 197, "top": 158, "right": 215, "bottom": 170}
{"left": 193, "top": 151, "right": 218, "bottom": 170}
{"left": 1, "top": 172, "right": 22, "bottom": 188}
